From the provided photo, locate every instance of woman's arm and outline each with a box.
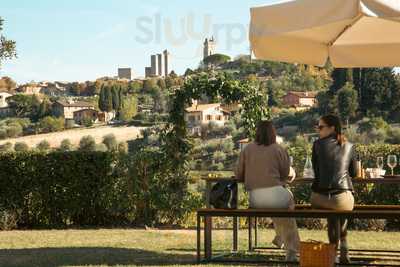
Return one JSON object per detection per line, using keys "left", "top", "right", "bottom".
{"left": 278, "top": 148, "right": 290, "bottom": 181}
{"left": 312, "top": 142, "right": 319, "bottom": 179}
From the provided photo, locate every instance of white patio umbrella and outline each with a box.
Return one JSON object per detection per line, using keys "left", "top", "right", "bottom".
{"left": 249, "top": 0, "right": 400, "bottom": 67}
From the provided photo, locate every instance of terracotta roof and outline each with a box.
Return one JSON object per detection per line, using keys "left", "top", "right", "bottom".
{"left": 185, "top": 103, "right": 221, "bottom": 112}
{"left": 56, "top": 100, "right": 94, "bottom": 107}
{"left": 287, "top": 91, "right": 317, "bottom": 98}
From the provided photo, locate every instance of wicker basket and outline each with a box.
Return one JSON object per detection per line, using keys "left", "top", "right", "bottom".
{"left": 300, "top": 240, "right": 336, "bottom": 267}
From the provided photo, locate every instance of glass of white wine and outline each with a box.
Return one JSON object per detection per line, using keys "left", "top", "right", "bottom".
{"left": 387, "top": 155, "right": 397, "bottom": 176}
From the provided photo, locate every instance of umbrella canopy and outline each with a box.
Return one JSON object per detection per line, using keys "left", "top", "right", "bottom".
{"left": 249, "top": 0, "right": 400, "bottom": 67}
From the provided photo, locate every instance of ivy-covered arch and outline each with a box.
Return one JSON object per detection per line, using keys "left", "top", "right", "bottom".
{"left": 161, "top": 72, "right": 270, "bottom": 173}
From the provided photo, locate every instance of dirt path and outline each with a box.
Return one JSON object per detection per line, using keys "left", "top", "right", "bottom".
{"left": 0, "top": 125, "right": 145, "bottom": 148}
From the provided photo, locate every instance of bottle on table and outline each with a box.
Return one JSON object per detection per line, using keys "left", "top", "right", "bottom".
{"left": 303, "top": 156, "right": 315, "bottom": 179}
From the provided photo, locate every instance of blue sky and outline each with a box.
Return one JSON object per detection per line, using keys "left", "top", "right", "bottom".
{"left": 0, "top": 0, "right": 281, "bottom": 84}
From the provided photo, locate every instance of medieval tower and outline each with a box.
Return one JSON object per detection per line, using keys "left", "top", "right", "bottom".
{"left": 203, "top": 37, "right": 216, "bottom": 60}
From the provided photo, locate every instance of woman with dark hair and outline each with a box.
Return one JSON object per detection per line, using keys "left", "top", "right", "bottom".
{"left": 235, "top": 120, "right": 300, "bottom": 261}
{"left": 311, "top": 114, "right": 357, "bottom": 263}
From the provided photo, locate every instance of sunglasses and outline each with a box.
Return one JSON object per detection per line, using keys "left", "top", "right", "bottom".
{"left": 315, "top": 125, "right": 328, "bottom": 131}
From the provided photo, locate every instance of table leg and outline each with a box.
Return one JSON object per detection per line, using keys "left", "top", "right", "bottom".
{"left": 248, "top": 216, "right": 253, "bottom": 251}
{"left": 206, "top": 182, "right": 211, "bottom": 208}
{"left": 233, "top": 216, "right": 238, "bottom": 251}
{"left": 204, "top": 215, "right": 212, "bottom": 261}
{"left": 254, "top": 217, "right": 258, "bottom": 248}
{"left": 197, "top": 214, "right": 201, "bottom": 263}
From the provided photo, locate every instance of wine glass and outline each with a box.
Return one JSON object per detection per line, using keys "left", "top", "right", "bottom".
{"left": 377, "top": 157, "right": 384, "bottom": 170}
{"left": 387, "top": 155, "right": 397, "bottom": 176}
{"left": 289, "top": 156, "right": 294, "bottom": 167}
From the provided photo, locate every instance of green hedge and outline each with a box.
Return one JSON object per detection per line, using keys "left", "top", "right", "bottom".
{"left": 0, "top": 151, "right": 198, "bottom": 229}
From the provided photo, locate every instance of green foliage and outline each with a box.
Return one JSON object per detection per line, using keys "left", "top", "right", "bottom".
{"left": 212, "top": 151, "right": 227, "bottom": 163}
{"left": 6, "top": 94, "right": 41, "bottom": 119}
{"left": 143, "top": 79, "right": 158, "bottom": 91}
{"left": 59, "top": 139, "right": 73, "bottom": 152}
{"left": 14, "top": 142, "right": 29, "bottom": 152}
{"left": 358, "top": 117, "right": 389, "bottom": 133}
{"left": 330, "top": 68, "right": 352, "bottom": 93}
{"left": 203, "top": 53, "right": 231, "bottom": 66}
{"left": 111, "top": 86, "right": 121, "bottom": 111}
{"left": 36, "top": 140, "right": 50, "bottom": 152}
{"left": 81, "top": 117, "right": 93, "bottom": 127}
{"left": 337, "top": 82, "right": 358, "bottom": 122}
{"left": 118, "top": 142, "right": 128, "bottom": 153}
{"left": 95, "top": 143, "right": 108, "bottom": 152}
{"left": 119, "top": 95, "right": 137, "bottom": 122}
{"left": 99, "top": 86, "right": 113, "bottom": 112}
{"left": 360, "top": 68, "right": 400, "bottom": 120}
{"left": 128, "top": 80, "right": 143, "bottom": 93}
{"left": 102, "top": 134, "right": 118, "bottom": 152}
{"left": 79, "top": 135, "right": 96, "bottom": 151}
{"left": 0, "top": 142, "right": 12, "bottom": 152}
{"left": 5, "top": 123, "right": 22, "bottom": 138}
{"left": 0, "top": 17, "right": 17, "bottom": 67}
{"left": 37, "top": 99, "right": 52, "bottom": 119}
{"left": 38, "top": 116, "right": 64, "bottom": 133}
{"left": 387, "top": 128, "right": 400, "bottom": 144}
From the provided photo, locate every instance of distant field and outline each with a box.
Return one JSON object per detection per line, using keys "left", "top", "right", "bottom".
{"left": 0, "top": 125, "right": 145, "bottom": 148}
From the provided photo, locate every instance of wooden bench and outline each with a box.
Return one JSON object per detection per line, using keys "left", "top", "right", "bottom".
{"left": 196, "top": 206, "right": 400, "bottom": 265}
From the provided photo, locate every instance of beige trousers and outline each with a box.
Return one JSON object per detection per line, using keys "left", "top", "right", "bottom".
{"left": 311, "top": 191, "right": 354, "bottom": 246}
{"left": 249, "top": 186, "right": 300, "bottom": 253}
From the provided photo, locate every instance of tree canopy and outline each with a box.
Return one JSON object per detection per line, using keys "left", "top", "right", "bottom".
{"left": 0, "top": 17, "right": 17, "bottom": 68}
{"left": 203, "top": 54, "right": 231, "bottom": 67}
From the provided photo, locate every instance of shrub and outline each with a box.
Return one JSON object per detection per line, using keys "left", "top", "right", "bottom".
{"left": 6, "top": 123, "right": 23, "bottom": 138}
{"left": 0, "top": 129, "right": 7, "bottom": 139}
{"left": 59, "top": 139, "right": 73, "bottom": 152}
{"left": 96, "top": 143, "right": 108, "bottom": 152}
{"left": 367, "top": 128, "right": 387, "bottom": 144}
{"left": 37, "top": 140, "right": 51, "bottom": 152}
{"left": 221, "top": 139, "right": 235, "bottom": 154}
{"left": 212, "top": 151, "right": 227, "bottom": 163}
{"left": 0, "top": 142, "right": 13, "bottom": 152}
{"left": 210, "top": 162, "right": 224, "bottom": 171}
{"left": 38, "top": 116, "right": 65, "bottom": 133}
{"left": 102, "top": 134, "right": 118, "bottom": 152}
{"left": 386, "top": 128, "right": 400, "bottom": 144}
{"left": 82, "top": 117, "right": 93, "bottom": 127}
{"left": 118, "top": 142, "right": 128, "bottom": 153}
{"left": 79, "top": 135, "right": 96, "bottom": 151}
{"left": 0, "top": 209, "right": 18, "bottom": 230}
{"left": 358, "top": 117, "right": 389, "bottom": 133}
{"left": 14, "top": 142, "right": 29, "bottom": 152}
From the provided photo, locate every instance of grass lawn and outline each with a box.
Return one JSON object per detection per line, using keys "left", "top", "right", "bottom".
{"left": 1, "top": 228, "right": 400, "bottom": 267}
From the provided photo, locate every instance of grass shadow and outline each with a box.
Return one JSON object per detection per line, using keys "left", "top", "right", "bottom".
{"left": 0, "top": 247, "right": 196, "bottom": 267}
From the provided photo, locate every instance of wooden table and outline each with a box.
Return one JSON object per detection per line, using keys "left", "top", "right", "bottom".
{"left": 201, "top": 176, "right": 400, "bottom": 252}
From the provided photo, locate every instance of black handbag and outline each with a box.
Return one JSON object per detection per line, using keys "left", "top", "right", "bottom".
{"left": 209, "top": 181, "right": 238, "bottom": 209}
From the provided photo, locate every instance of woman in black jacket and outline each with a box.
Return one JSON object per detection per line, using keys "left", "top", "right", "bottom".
{"left": 311, "top": 114, "right": 357, "bottom": 263}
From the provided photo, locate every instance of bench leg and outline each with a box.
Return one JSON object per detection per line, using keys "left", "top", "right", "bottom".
{"left": 204, "top": 215, "right": 212, "bottom": 261}
{"left": 248, "top": 216, "right": 253, "bottom": 251}
{"left": 233, "top": 216, "right": 238, "bottom": 252}
{"left": 197, "top": 214, "right": 201, "bottom": 263}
